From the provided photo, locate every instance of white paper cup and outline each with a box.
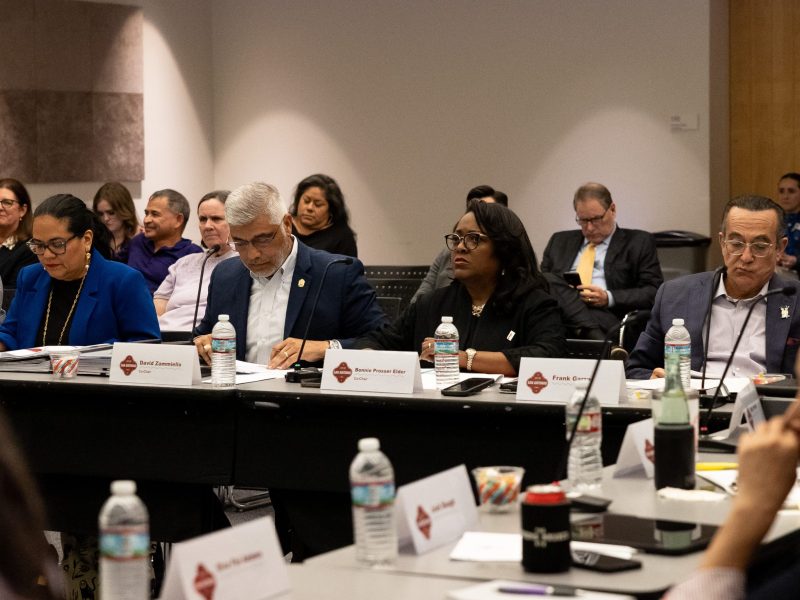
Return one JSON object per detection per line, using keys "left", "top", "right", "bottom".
{"left": 50, "top": 350, "right": 80, "bottom": 379}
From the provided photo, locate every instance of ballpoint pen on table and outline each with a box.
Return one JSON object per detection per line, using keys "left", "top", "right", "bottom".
{"left": 497, "top": 584, "right": 575, "bottom": 596}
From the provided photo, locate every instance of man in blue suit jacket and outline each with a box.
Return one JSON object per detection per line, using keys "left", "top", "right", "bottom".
{"left": 628, "top": 195, "right": 800, "bottom": 379}
{"left": 193, "top": 182, "right": 386, "bottom": 366}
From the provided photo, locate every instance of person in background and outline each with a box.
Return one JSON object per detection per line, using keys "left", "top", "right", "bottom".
{"left": 412, "top": 184, "right": 508, "bottom": 303}
{"left": 0, "top": 408, "right": 61, "bottom": 600}
{"left": 123, "top": 189, "right": 202, "bottom": 294}
{"left": 665, "top": 396, "right": 800, "bottom": 599}
{"left": 0, "top": 194, "right": 159, "bottom": 350}
{"left": 92, "top": 182, "right": 140, "bottom": 260}
{"left": 154, "top": 190, "right": 238, "bottom": 333}
{"left": 356, "top": 200, "right": 565, "bottom": 376}
{"left": 627, "top": 195, "right": 800, "bottom": 379}
{"left": 541, "top": 182, "right": 663, "bottom": 334}
{"left": 0, "top": 178, "right": 37, "bottom": 288}
{"left": 289, "top": 174, "right": 358, "bottom": 257}
{"left": 775, "top": 172, "right": 800, "bottom": 273}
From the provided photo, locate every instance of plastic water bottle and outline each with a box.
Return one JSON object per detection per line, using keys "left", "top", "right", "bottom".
{"left": 565, "top": 381, "right": 603, "bottom": 491}
{"left": 350, "top": 437, "right": 398, "bottom": 566}
{"left": 434, "top": 316, "right": 459, "bottom": 388}
{"left": 664, "top": 318, "right": 691, "bottom": 391}
{"left": 99, "top": 480, "right": 149, "bottom": 600}
{"left": 211, "top": 314, "right": 236, "bottom": 387}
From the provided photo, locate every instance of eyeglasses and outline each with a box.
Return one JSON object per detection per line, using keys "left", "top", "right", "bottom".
{"left": 27, "top": 235, "right": 78, "bottom": 255}
{"left": 444, "top": 232, "right": 488, "bottom": 251}
{"left": 231, "top": 229, "right": 280, "bottom": 251}
{"left": 0, "top": 199, "right": 19, "bottom": 209}
{"left": 722, "top": 239, "right": 775, "bottom": 258}
{"left": 575, "top": 207, "right": 609, "bottom": 227}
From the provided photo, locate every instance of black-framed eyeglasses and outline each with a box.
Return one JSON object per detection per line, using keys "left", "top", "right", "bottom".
{"left": 0, "top": 199, "right": 19, "bottom": 209}
{"left": 444, "top": 232, "right": 488, "bottom": 251}
{"left": 575, "top": 207, "right": 609, "bottom": 227}
{"left": 231, "top": 229, "right": 280, "bottom": 251}
{"left": 722, "top": 239, "right": 775, "bottom": 258}
{"left": 26, "top": 235, "right": 78, "bottom": 256}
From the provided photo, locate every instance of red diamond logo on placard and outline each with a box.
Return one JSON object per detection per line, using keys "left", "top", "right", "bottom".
{"left": 526, "top": 371, "right": 548, "bottom": 394}
{"left": 416, "top": 505, "right": 432, "bottom": 539}
{"left": 193, "top": 563, "right": 216, "bottom": 600}
{"left": 644, "top": 439, "right": 655, "bottom": 464}
{"left": 119, "top": 355, "right": 137, "bottom": 376}
{"left": 332, "top": 361, "right": 353, "bottom": 383}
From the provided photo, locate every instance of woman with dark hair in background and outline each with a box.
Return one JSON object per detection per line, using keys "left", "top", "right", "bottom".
{"left": 0, "top": 178, "right": 37, "bottom": 288}
{"left": 776, "top": 172, "right": 800, "bottom": 272}
{"left": 0, "top": 408, "right": 61, "bottom": 599}
{"left": 356, "top": 200, "right": 565, "bottom": 376}
{"left": 289, "top": 173, "right": 358, "bottom": 256}
{"left": 0, "top": 194, "right": 159, "bottom": 350}
{"left": 92, "top": 182, "right": 140, "bottom": 260}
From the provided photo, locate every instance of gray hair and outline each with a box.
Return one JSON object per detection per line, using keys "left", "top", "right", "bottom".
{"left": 225, "top": 182, "right": 287, "bottom": 226}
{"left": 149, "top": 189, "right": 190, "bottom": 232}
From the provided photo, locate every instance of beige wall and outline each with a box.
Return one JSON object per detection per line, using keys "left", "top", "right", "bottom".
{"left": 212, "top": 0, "right": 725, "bottom": 264}
{"left": 29, "top": 0, "right": 214, "bottom": 239}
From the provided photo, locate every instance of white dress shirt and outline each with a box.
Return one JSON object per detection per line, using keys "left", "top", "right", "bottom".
{"left": 245, "top": 239, "right": 298, "bottom": 364}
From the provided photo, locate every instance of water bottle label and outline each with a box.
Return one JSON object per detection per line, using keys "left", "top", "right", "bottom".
{"left": 351, "top": 481, "right": 395, "bottom": 508}
{"left": 434, "top": 340, "right": 458, "bottom": 355}
{"left": 100, "top": 527, "right": 149, "bottom": 559}
{"left": 665, "top": 343, "right": 691, "bottom": 356}
{"left": 568, "top": 411, "right": 601, "bottom": 434}
{"left": 211, "top": 338, "right": 236, "bottom": 353}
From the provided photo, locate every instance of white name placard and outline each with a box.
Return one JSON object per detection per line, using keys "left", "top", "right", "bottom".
{"left": 395, "top": 465, "right": 479, "bottom": 555}
{"left": 320, "top": 349, "right": 422, "bottom": 394}
{"left": 159, "top": 517, "right": 288, "bottom": 600}
{"left": 109, "top": 342, "right": 200, "bottom": 386}
{"left": 515, "top": 357, "right": 626, "bottom": 405}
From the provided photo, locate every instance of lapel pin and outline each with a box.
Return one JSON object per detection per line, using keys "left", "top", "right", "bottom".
{"left": 781, "top": 305, "right": 790, "bottom": 319}
{"left": 298, "top": 279, "right": 305, "bottom": 288}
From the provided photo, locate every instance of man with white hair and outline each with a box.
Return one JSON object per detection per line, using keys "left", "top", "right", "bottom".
{"left": 194, "top": 181, "right": 385, "bottom": 367}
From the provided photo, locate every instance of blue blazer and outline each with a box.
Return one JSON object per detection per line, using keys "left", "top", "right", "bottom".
{"left": 197, "top": 241, "right": 387, "bottom": 361}
{"left": 0, "top": 249, "right": 160, "bottom": 350}
{"left": 627, "top": 271, "right": 800, "bottom": 378}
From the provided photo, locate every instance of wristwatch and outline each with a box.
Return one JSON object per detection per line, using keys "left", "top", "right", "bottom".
{"left": 466, "top": 348, "right": 477, "bottom": 371}
{"left": 328, "top": 339, "right": 342, "bottom": 350}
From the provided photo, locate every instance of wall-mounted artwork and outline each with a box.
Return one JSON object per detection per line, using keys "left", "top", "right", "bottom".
{"left": 0, "top": 0, "right": 143, "bottom": 182}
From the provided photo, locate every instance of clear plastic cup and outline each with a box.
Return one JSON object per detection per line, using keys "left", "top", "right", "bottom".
{"left": 471, "top": 466, "right": 525, "bottom": 513}
{"left": 50, "top": 349, "right": 80, "bottom": 379}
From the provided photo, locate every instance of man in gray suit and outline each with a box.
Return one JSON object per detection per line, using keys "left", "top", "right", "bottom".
{"left": 627, "top": 195, "right": 800, "bottom": 379}
{"left": 541, "top": 182, "right": 663, "bottom": 336}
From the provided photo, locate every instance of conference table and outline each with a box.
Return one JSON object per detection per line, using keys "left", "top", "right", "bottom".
{"left": 0, "top": 371, "right": 736, "bottom": 547}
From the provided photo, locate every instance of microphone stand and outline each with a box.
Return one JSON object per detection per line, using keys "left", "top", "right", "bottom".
{"left": 190, "top": 244, "right": 221, "bottom": 340}
{"left": 698, "top": 286, "right": 796, "bottom": 452}
{"left": 700, "top": 266, "right": 726, "bottom": 393}
{"left": 285, "top": 257, "right": 354, "bottom": 383}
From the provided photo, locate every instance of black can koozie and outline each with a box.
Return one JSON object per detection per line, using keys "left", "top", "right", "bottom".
{"left": 521, "top": 484, "right": 571, "bottom": 573}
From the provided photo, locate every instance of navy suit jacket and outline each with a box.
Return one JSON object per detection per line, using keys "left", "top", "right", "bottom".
{"left": 541, "top": 226, "right": 663, "bottom": 317}
{"left": 627, "top": 271, "right": 800, "bottom": 378}
{"left": 0, "top": 249, "right": 160, "bottom": 350}
{"left": 197, "top": 241, "right": 387, "bottom": 361}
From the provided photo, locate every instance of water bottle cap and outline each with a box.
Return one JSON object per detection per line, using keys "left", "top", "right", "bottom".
{"left": 358, "top": 437, "right": 380, "bottom": 451}
{"left": 111, "top": 480, "right": 136, "bottom": 495}
{"left": 218, "top": 314, "right": 230, "bottom": 322}
{"left": 672, "top": 318, "right": 684, "bottom": 326}
{"left": 441, "top": 316, "right": 453, "bottom": 323}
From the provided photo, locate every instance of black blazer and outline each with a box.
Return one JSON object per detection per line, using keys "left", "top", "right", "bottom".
{"left": 541, "top": 226, "right": 663, "bottom": 317}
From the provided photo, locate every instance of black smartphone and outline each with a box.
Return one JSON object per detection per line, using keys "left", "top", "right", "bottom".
{"left": 441, "top": 377, "right": 496, "bottom": 396}
{"left": 571, "top": 550, "right": 641, "bottom": 573}
{"left": 300, "top": 377, "right": 322, "bottom": 388}
{"left": 563, "top": 271, "right": 582, "bottom": 287}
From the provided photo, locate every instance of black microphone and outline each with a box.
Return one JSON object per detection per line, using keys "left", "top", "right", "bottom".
{"left": 190, "top": 244, "right": 221, "bottom": 339}
{"left": 285, "top": 257, "right": 354, "bottom": 383}
{"left": 699, "top": 286, "right": 796, "bottom": 451}
{"left": 554, "top": 309, "right": 652, "bottom": 482}
{"left": 700, "top": 266, "right": 727, "bottom": 391}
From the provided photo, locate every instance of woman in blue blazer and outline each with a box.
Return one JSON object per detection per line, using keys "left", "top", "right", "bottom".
{"left": 0, "top": 194, "right": 159, "bottom": 350}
